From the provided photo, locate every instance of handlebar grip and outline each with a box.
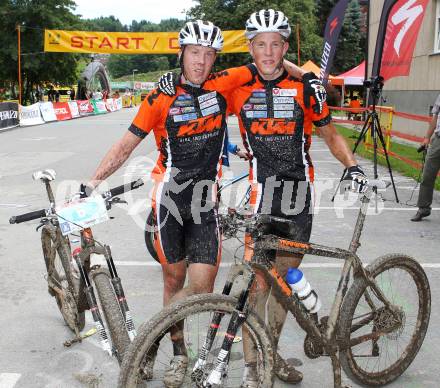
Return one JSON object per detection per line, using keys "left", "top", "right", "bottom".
{"left": 108, "top": 179, "right": 144, "bottom": 197}
{"left": 9, "top": 209, "right": 47, "bottom": 224}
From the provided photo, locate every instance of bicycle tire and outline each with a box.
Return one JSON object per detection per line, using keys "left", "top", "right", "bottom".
{"left": 41, "top": 226, "right": 85, "bottom": 333}
{"left": 92, "top": 269, "right": 131, "bottom": 364}
{"left": 119, "top": 293, "right": 274, "bottom": 387}
{"left": 144, "top": 210, "right": 159, "bottom": 263}
{"left": 338, "top": 254, "right": 431, "bottom": 386}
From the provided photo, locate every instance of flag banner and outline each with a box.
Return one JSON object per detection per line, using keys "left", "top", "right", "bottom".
{"left": 19, "top": 103, "right": 45, "bottom": 126}
{"left": 380, "top": 0, "right": 429, "bottom": 81}
{"left": 39, "top": 102, "right": 57, "bottom": 122}
{"left": 91, "top": 99, "right": 108, "bottom": 114}
{"left": 68, "top": 101, "right": 80, "bottom": 118}
{"left": 77, "top": 100, "right": 94, "bottom": 116}
{"left": 53, "top": 102, "right": 72, "bottom": 121}
{"left": 134, "top": 81, "right": 156, "bottom": 91}
{"left": 105, "top": 98, "right": 116, "bottom": 112}
{"left": 44, "top": 29, "right": 248, "bottom": 54}
{"left": 319, "top": 0, "right": 350, "bottom": 86}
{"left": 0, "top": 102, "right": 19, "bottom": 130}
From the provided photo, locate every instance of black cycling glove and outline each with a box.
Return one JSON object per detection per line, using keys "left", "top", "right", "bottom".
{"left": 158, "top": 72, "right": 179, "bottom": 96}
{"left": 302, "top": 72, "right": 327, "bottom": 115}
{"left": 343, "top": 165, "right": 368, "bottom": 193}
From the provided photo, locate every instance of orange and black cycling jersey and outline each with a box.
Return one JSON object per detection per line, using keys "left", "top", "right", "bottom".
{"left": 128, "top": 65, "right": 257, "bottom": 184}
{"left": 226, "top": 71, "right": 331, "bottom": 183}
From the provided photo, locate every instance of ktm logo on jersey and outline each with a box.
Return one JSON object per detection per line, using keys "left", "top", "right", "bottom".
{"left": 177, "top": 114, "right": 223, "bottom": 137}
{"left": 249, "top": 119, "right": 296, "bottom": 135}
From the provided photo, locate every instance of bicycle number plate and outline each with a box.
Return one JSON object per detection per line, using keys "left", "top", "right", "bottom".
{"left": 57, "top": 196, "right": 109, "bottom": 236}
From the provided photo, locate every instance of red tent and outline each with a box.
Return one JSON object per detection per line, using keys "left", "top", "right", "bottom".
{"left": 337, "top": 61, "right": 365, "bottom": 85}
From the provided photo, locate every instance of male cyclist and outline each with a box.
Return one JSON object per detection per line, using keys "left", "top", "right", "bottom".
{"left": 158, "top": 10, "right": 367, "bottom": 386}
{"left": 82, "top": 20, "right": 262, "bottom": 386}
{"left": 232, "top": 10, "right": 368, "bottom": 386}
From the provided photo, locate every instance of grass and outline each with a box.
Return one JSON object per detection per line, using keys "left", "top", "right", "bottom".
{"left": 333, "top": 124, "right": 440, "bottom": 191}
{"left": 112, "top": 68, "right": 178, "bottom": 82}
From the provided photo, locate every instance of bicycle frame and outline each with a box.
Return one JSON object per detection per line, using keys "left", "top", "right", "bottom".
{"left": 200, "top": 188, "right": 399, "bottom": 387}
{"left": 41, "top": 179, "right": 137, "bottom": 354}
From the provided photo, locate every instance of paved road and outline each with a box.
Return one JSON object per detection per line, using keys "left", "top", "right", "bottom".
{"left": 0, "top": 108, "right": 438, "bottom": 387}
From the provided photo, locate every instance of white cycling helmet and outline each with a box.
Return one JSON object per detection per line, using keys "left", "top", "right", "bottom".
{"left": 178, "top": 20, "right": 224, "bottom": 51}
{"left": 245, "top": 9, "right": 291, "bottom": 40}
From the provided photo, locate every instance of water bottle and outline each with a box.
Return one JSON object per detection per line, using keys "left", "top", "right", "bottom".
{"left": 286, "top": 268, "right": 321, "bottom": 314}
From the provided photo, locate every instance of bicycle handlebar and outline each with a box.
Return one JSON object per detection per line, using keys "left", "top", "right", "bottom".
{"left": 9, "top": 209, "right": 47, "bottom": 224}
{"left": 9, "top": 179, "right": 144, "bottom": 225}
{"left": 107, "top": 179, "right": 144, "bottom": 197}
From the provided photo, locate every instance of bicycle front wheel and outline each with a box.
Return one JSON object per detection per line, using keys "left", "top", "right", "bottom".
{"left": 92, "top": 270, "right": 131, "bottom": 364}
{"left": 41, "top": 226, "right": 85, "bottom": 333}
{"left": 119, "top": 294, "right": 273, "bottom": 387}
{"left": 339, "top": 254, "right": 431, "bottom": 386}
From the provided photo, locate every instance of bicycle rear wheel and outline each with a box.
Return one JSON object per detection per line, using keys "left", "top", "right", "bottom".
{"left": 119, "top": 294, "right": 273, "bottom": 387}
{"left": 42, "top": 226, "right": 85, "bottom": 333}
{"left": 339, "top": 254, "right": 431, "bottom": 386}
{"left": 92, "top": 269, "right": 131, "bottom": 364}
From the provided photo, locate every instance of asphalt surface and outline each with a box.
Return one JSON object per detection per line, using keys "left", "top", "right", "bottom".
{"left": 0, "top": 108, "right": 438, "bottom": 388}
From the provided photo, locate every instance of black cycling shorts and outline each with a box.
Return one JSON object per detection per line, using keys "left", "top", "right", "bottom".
{"left": 247, "top": 179, "right": 313, "bottom": 260}
{"left": 151, "top": 181, "right": 221, "bottom": 266}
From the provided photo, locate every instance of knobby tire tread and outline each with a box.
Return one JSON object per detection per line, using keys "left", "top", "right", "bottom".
{"left": 41, "top": 226, "right": 85, "bottom": 332}
{"left": 338, "top": 254, "right": 431, "bottom": 386}
{"left": 92, "top": 270, "right": 130, "bottom": 364}
{"left": 118, "top": 293, "right": 274, "bottom": 387}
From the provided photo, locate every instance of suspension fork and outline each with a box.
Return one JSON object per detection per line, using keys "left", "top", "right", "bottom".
{"left": 102, "top": 244, "right": 136, "bottom": 340}
{"left": 203, "top": 270, "right": 256, "bottom": 387}
{"left": 191, "top": 264, "right": 252, "bottom": 380}
{"left": 72, "top": 248, "right": 112, "bottom": 356}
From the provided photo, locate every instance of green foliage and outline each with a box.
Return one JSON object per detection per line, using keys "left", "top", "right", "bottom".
{"left": 0, "top": 0, "right": 82, "bottom": 103}
{"left": 314, "top": 0, "right": 366, "bottom": 73}
{"left": 106, "top": 18, "right": 182, "bottom": 79}
{"left": 189, "top": 0, "right": 323, "bottom": 69}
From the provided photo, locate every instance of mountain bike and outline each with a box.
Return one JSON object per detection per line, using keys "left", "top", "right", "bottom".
{"left": 9, "top": 169, "right": 143, "bottom": 363}
{"left": 119, "top": 181, "right": 431, "bottom": 387}
{"left": 144, "top": 172, "right": 251, "bottom": 262}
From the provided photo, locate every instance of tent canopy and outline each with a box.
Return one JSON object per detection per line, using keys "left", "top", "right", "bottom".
{"left": 337, "top": 61, "right": 365, "bottom": 85}
{"left": 300, "top": 60, "right": 344, "bottom": 86}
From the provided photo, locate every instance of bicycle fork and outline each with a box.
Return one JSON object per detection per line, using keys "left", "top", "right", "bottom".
{"left": 73, "top": 248, "right": 112, "bottom": 356}
{"left": 102, "top": 245, "right": 137, "bottom": 340}
{"left": 195, "top": 266, "right": 255, "bottom": 387}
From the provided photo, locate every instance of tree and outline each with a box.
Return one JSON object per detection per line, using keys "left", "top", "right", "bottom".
{"left": 0, "top": 0, "right": 83, "bottom": 104}
{"left": 188, "top": 0, "right": 323, "bottom": 69}
{"left": 81, "top": 15, "right": 128, "bottom": 32}
{"left": 314, "top": 0, "right": 366, "bottom": 73}
{"left": 107, "top": 18, "right": 184, "bottom": 78}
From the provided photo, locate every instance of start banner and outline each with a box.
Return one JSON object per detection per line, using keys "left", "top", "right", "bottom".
{"left": 20, "top": 103, "right": 45, "bottom": 126}
{"left": 53, "top": 102, "right": 72, "bottom": 121}
{"left": 44, "top": 29, "right": 248, "bottom": 54}
{"left": 0, "top": 102, "right": 19, "bottom": 130}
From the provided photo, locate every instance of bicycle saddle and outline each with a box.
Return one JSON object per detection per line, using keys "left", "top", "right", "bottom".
{"left": 32, "top": 169, "right": 56, "bottom": 182}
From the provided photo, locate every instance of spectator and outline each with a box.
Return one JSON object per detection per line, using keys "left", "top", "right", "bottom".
{"left": 411, "top": 93, "right": 440, "bottom": 221}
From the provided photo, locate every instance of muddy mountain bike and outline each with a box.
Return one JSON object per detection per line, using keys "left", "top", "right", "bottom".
{"left": 9, "top": 169, "right": 143, "bottom": 363}
{"left": 144, "top": 172, "right": 251, "bottom": 262}
{"left": 119, "top": 181, "right": 431, "bottom": 387}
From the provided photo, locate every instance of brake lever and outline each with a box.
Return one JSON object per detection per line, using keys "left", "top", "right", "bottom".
{"left": 36, "top": 218, "right": 49, "bottom": 232}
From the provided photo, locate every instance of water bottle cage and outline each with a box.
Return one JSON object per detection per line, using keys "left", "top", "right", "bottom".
{"left": 298, "top": 289, "right": 319, "bottom": 311}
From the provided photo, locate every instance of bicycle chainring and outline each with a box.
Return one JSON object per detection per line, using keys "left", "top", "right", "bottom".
{"left": 303, "top": 316, "right": 328, "bottom": 359}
